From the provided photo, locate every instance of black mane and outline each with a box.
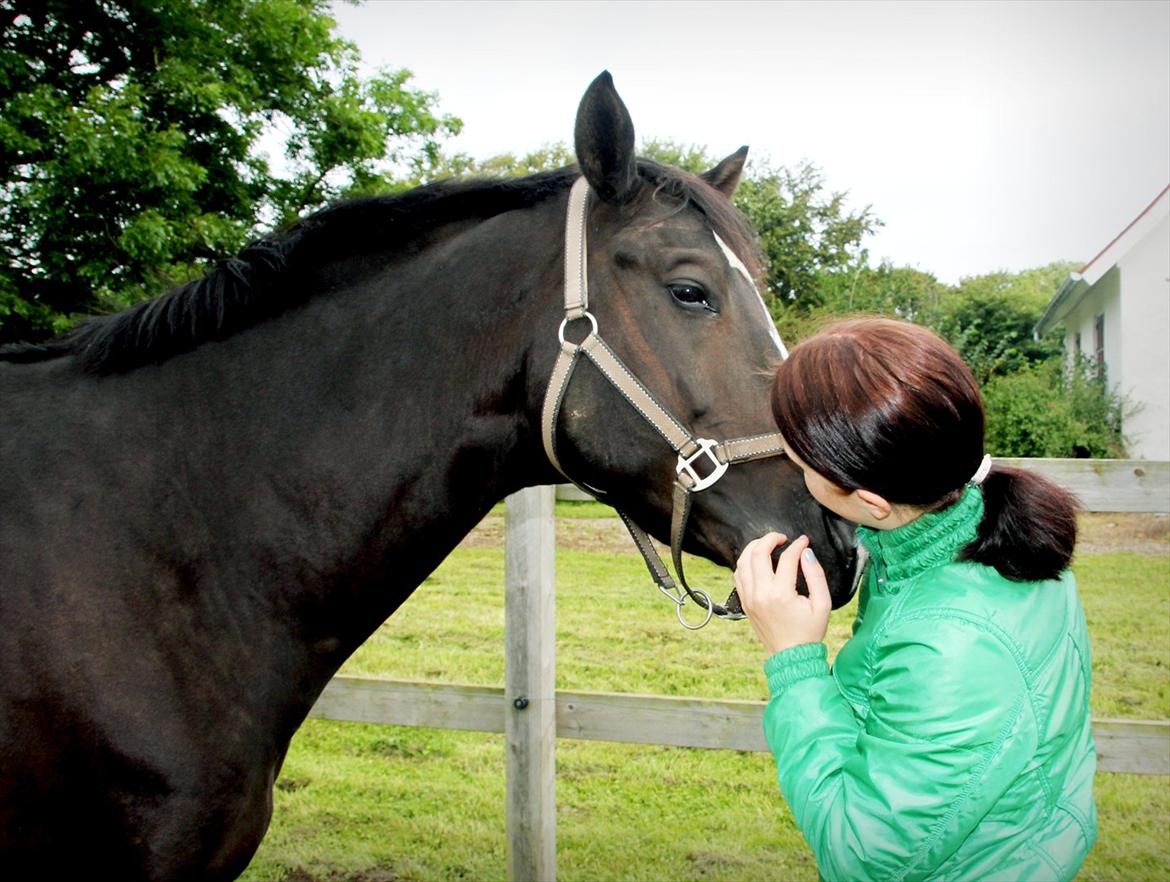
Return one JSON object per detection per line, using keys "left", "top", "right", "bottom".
{"left": 0, "top": 162, "right": 760, "bottom": 374}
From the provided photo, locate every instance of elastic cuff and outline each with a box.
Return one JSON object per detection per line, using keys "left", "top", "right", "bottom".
{"left": 763, "top": 642, "right": 830, "bottom": 696}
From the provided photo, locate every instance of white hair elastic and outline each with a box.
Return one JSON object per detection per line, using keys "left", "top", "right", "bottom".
{"left": 970, "top": 453, "right": 993, "bottom": 485}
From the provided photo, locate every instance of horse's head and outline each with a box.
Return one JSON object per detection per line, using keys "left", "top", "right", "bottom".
{"left": 540, "top": 72, "right": 859, "bottom": 618}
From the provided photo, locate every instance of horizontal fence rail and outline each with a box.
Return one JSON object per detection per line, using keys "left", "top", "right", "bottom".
{"left": 997, "top": 458, "right": 1169, "bottom": 513}
{"left": 558, "top": 458, "right": 1170, "bottom": 513}
{"left": 309, "top": 675, "right": 1170, "bottom": 776}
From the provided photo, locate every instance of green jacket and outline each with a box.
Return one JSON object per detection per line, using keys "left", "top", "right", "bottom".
{"left": 762, "top": 486, "right": 1097, "bottom": 882}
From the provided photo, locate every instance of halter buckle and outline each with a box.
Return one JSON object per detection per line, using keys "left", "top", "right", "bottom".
{"left": 676, "top": 438, "right": 728, "bottom": 492}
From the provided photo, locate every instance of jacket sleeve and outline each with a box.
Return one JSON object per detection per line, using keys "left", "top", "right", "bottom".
{"left": 762, "top": 617, "right": 1039, "bottom": 882}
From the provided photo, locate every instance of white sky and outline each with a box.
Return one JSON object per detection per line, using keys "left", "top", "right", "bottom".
{"left": 330, "top": 0, "right": 1170, "bottom": 284}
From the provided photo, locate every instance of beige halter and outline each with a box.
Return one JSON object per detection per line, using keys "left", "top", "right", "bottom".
{"left": 541, "top": 177, "right": 787, "bottom": 628}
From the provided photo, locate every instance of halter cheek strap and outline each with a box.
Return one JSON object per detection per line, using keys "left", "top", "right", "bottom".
{"left": 541, "top": 177, "right": 787, "bottom": 629}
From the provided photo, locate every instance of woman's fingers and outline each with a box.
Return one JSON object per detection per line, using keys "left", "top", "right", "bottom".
{"left": 800, "top": 545, "right": 833, "bottom": 618}
{"left": 767, "top": 534, "right": 805, "bottom": 597}
{"left": 737, "top": 533, "right": 831, "bottom": 654}
{"left": 747, "top": 532, "right": 788, "bottom": 586}
{"left": 735, "top": 533, "right": 785, "bottom": 580}
{"left": 735, "top": 533, "right": 787, "bottom": 608}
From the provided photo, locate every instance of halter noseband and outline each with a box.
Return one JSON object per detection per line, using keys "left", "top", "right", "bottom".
{"left": 541, "top": 177, "right": 787, "bottom": 629}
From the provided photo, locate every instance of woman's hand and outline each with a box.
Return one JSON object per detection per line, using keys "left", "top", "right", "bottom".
{"left": 735, "top": 532, "right": 832, "bottom": 655}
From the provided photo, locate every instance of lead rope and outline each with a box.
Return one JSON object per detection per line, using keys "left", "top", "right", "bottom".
{"left": 541, "top": 177, "right": 787, "bottom": 629}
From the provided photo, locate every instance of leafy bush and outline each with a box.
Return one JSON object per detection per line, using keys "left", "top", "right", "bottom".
{"left": 927, "top": 266, "right": 1072, "bottom": 386}
{"left": 982, "top": 358, "right": 1127, "bottom": 458}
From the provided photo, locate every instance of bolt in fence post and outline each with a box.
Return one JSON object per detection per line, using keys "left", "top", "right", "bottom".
{"left": 505, "top": 485, "right": 557, "bottom": 882}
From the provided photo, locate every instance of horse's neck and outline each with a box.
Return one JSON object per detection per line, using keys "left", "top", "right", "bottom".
{"left": 84, "top": 198, "right": 564, "bottom": 716}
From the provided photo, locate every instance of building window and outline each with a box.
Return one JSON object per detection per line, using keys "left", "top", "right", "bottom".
{"left": 1074, "top": 331, "right": 1082, "bottom": 360}
{"left": 1094, "top": 314, "right": 1105, "bottom": 381}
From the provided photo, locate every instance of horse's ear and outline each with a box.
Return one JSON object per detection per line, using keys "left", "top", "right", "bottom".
{"left": 574, "top": 71, "right": 639, "bottom": 204}
{"left": 702, "top": 146, "right": 750, "bottom": 197}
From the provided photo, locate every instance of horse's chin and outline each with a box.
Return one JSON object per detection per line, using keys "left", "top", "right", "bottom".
{"left": 719, "top": 556, "right": 819, "bottom": 619}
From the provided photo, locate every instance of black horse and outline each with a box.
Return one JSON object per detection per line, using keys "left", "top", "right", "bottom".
{"left": 0, "top": 73, "right": 855, "bottom": 880}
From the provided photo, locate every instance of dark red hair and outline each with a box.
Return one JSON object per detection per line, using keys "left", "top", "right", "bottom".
{"left": 771, "top": 317, "right": 1077, "bottom": 582}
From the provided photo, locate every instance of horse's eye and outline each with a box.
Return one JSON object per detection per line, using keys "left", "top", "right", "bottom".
{"left": 667, "top": 282, "right": 717, "bottom": 314}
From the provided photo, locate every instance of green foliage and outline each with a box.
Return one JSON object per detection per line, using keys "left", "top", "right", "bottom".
{"left": 427, "top": 139, "right": 729, "bottom": 182}
{"left": 799, "top": 261, "right": 1073, "bottom": 375}
{"left": 927, "top": 263, "right": 1073, "bottom": 385}
{"left": 0, "top": 0, "right": 461, "bottom": 344}
{"left": 817, "top": 262, "right": 948, "bottom": 320}
{"left": 638, "top": 138, "right": 720, "bottom": 175}
{"left": 982, "top": 358, "right": 1127, "bottom": 458}
{"left": 777, "top": 262, "right": 950, "bottom": 344}
{"left": 425, "top": 143, "right": 574, "bottom": 180}
{"left": 738, "top": 159, "right": 880, "bottom": 309}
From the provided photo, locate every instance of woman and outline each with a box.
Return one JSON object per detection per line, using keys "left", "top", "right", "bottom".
{"left": 735, "top": 317, "right": 1096, "bottom": 881}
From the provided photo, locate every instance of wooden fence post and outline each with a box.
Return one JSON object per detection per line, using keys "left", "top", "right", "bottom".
{"left": 505, "top": 486, "right": 557, "bottom": 882}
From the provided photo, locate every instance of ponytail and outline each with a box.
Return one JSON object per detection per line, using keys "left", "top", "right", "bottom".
{"left": 961, "top": 466, "right": 1079, "bottom": 582}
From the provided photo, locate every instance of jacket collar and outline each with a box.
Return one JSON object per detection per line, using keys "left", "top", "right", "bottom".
{"left": 857, "top": 485, "right": 984, "bottom": 589}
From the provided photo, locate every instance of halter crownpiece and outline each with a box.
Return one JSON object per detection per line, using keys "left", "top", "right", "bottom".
{"left": 541, "top": 176, "right": 788, "bottom": 629}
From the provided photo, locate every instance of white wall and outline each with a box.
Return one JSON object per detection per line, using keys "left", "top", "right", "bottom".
{"left": 1062, "top": 267, "right": 1120, "bottom": 381}
{"left": 1118, "top": 212, "right": 1170, "bottom": 460}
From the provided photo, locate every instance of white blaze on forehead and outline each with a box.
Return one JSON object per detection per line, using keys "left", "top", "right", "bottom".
{"left": 712, "top": 231, "right": 789, "bottom": 359}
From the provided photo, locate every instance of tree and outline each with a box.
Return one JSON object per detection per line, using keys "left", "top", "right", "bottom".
{"left": 0, "top": 0, "right": 461, "bottom": 344}
{"left": 736, "top": 160, "right": 880, "bottom": 307}
{"left": 926, "top": 263, "right": 1073, "bottom": 385}
{"left": 424, "top": 143, "right": 574, "bottom": 181}
{"left": 776, "top": 262, "right": 949, "bottom": 344}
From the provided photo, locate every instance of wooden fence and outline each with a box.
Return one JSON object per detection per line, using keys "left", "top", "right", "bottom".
{"left": 309, "top": 459, "right": 1170, "bottom": 882}
{"left": 553, "top": 457, "right": 1170, "bottom": 513}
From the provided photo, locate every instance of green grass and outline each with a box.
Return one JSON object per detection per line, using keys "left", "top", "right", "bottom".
{"left": 240, "top": 528, "right": 1170, "bottom": 882}
{"left": 1074, "top": 553, "right": 1170, "bottom": 719}
{"left": 488, "top": 500, "right": 615, "bottom": 519}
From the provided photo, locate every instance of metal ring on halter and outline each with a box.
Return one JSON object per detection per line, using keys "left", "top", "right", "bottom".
{"left": 676, "top": 588, "right": 715, "bottom": 630}
{"left": 558, "top": 311, "right": 598, "bottom": 346}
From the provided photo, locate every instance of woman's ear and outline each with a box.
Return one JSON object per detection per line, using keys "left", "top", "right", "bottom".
{"left": 855, "top": 488, "right": 894, "bottom": 522}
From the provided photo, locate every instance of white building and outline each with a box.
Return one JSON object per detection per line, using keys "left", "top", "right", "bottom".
{"left": 1036, "top": 185, "right": 1170, "bottom": 460}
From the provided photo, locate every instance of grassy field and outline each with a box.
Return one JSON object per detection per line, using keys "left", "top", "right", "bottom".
{"left": 240, "top": 505, "right": 1170, "bottom": 882}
